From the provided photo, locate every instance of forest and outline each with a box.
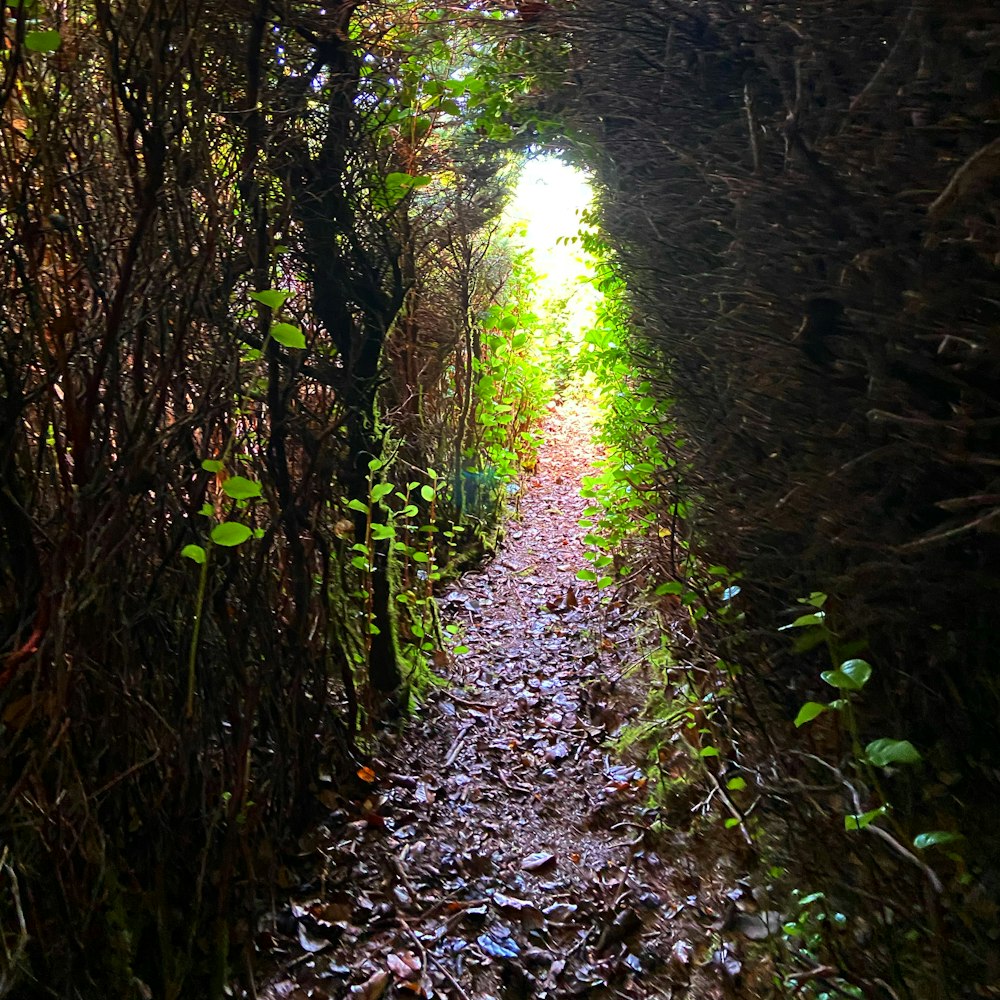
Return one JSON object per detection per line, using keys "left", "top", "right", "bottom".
{"left": 1, "top": 1, "right": 998, "bottom": 998}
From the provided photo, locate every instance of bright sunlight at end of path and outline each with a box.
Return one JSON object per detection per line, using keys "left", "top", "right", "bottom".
{"left": 508, "top": 155, "right": 599, "bottom": 332}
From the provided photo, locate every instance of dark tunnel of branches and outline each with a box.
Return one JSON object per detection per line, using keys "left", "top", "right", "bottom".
{"left": 1, "top": 0, "right": 999, "bottom": 997}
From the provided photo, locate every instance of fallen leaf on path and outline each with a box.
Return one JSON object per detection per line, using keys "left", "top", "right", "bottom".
{"left": 492, "top": 891, "right": 533, "bottom": 911}
{"left": 296, "top": 923, "right": 332, "bottom": 953}
{"left": 732, "top": 910, "right": 783, "bottom": 940}
{"left": 595, "top": 908, "right": 643, "bottom": 951}
{"left": 386, "top": 951, "right": 421, "bottom": 979}
{"left": 350, "top": 970, "right": 389, "bottom": 999}
{"left": 671, "top": 939, "right": 694, "bottom": 966}
{"left": 477, "top": 930, "right": 520, "bottom": 959}
{"left": 712, "top": 946, "right": 742, "bottom": 979}
{"left": 520, "top": 851, "right": 556, "bottom": 872}
{"left": 543, "top": 902, "right": 578, "bottom": 921}
{"left": 397, "top": 980, "right": 427, "bottom": 996}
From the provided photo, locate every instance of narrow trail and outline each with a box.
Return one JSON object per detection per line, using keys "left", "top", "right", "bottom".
{"left": 260, "top": 402, "right": 731, "bottom": 1000}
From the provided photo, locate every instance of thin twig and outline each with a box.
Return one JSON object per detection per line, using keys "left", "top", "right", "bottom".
{"left": 403, "top": 924, "right": 473, "bottom": 1000}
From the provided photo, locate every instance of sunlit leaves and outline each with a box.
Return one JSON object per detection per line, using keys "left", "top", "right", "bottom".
{"left": 25, "top": 30, "right": 61, "bottom": 52}
{"left": 779, "top": 611, "right": 825, "bottom": 630}
{"left": 821, "top": 659, "right": 872, "bottom": 691}
{"left": 864, "top": 739, "right": 922, "bottom": 767}
{"left": 913, "top": 831, "right": 963, "bottom": 850}
{"left": 377, "top": 172, "right": 432, "bottom": 210}
{"left": 211, "top": 522, "right": 252, "bottom": 547}
{"left": 270, "top": 323, "right": 306, "bottom": 349}
{"left": 221, "top": 476, "right": 262, "bottom": 500}
{"left": 793, "top": 702, "right": 827, "bottom": 727}
{"left": 844, "top": 805, "right": 886, "bottom": 831}
{"left": 250, "top": 289, "right": 290, "bottom": 311}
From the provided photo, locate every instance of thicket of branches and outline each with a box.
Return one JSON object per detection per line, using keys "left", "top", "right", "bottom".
{"left": 538, "top": 0, "right": 1000, "bottom": 995}
{"left": 0, "top": 2, "right": 536, "bottom": 995}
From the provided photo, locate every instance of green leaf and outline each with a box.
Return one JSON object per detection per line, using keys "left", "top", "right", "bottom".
{"left": 386, "top": 171, "right": 431, "bottom": 190}
{"left": 841, "top": 658, "right": 873, "bottom": 686}
{"left": 865, "top": 738, "right": 922, "bottom": 767}
{"left": 654, "top": 581, "right": 684, "bottom": 595}
{"left": 270, "top": 323, "right": 306, "bottom": 349}
{"left": 699, "top": 746, "right": 720, "bottom": 757}
{"left": 25, "top": 29, "right": 61, "bottom": 53}
{"left": 371, "top": 482, "right": 394, "bottom": 503}
{"left": 726, "top": 776, "right": 747, "bottom": 791}
{"left": 221, "top": 476, "right": 262, "bottom": 500}
{"left": 347, "top": 498, "right": 369, "bottom": 513}
{"left": 821, "top": 659, "right": 872, "bottom": 691}
{"left": 420, "top": 484, "right": 435, "bottom": 502}
{"left": 181, "top": 544, "right": 206, "bottom": 564}
{"left": 211, "top": 522, "right": 252, "bottom": 547}
{"left": 913, "top": 831, "right": 963, "bottom": 850}
{"left": 576, "top": 569, "right": 597, "bottom": 582}
{"left": 250, "top": 289, "right": 289, "bottom": 311}
{"left": 453, "top": 645, "right": 470, "bottom": 655}
{"left": 799, "top": 591, "right": 828, "bottom": 608}
{"left": 779, "top": 612, "right": 826, "bottom": 631}
{"left": 844, "top": 805, "right": 886, "bottom": 831}
{"left": 370, "top": 523, "right": 395, "bottom": 541}
{"left": 201, "top": 459, "right": 223, "bottom": 473}
{"left": 724, "top": 817, "right": 741, "bottom": 829}
{"left": 411, "top": 551, "right": 429, "bottom": 563}
{"left": 794, "top": 702, "right": 828, "bottom": 727}
{"left": 198, "top": 503, "right": 214, "bottom": 517}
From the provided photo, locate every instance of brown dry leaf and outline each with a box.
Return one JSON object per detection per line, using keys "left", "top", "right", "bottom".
{"left": 397, "top": 980, "right": 426, "bottom": 996}
{"left": 386, "top": 951, "right": 421, "bottom": 979}
{"left": 351, "top": 970, "right": 390, "bottom": 999}
{"left": 357, "top": 766, "right": 376, "bottom": 783}
{"left": 316, "top": 787, "right": 340, "bottom": 810}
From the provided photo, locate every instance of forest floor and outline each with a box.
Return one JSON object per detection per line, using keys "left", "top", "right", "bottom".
{"left": 256, "top": 400, "right": 752, "bottom": 1000}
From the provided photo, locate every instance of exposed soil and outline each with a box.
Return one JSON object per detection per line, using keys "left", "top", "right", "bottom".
{"left": 255, "top": 401, "right": 746, "bottom": 1000}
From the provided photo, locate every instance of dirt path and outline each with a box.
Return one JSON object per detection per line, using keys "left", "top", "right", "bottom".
{"left": 258, "top": 401, "right": 729, "bottom": 1000}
